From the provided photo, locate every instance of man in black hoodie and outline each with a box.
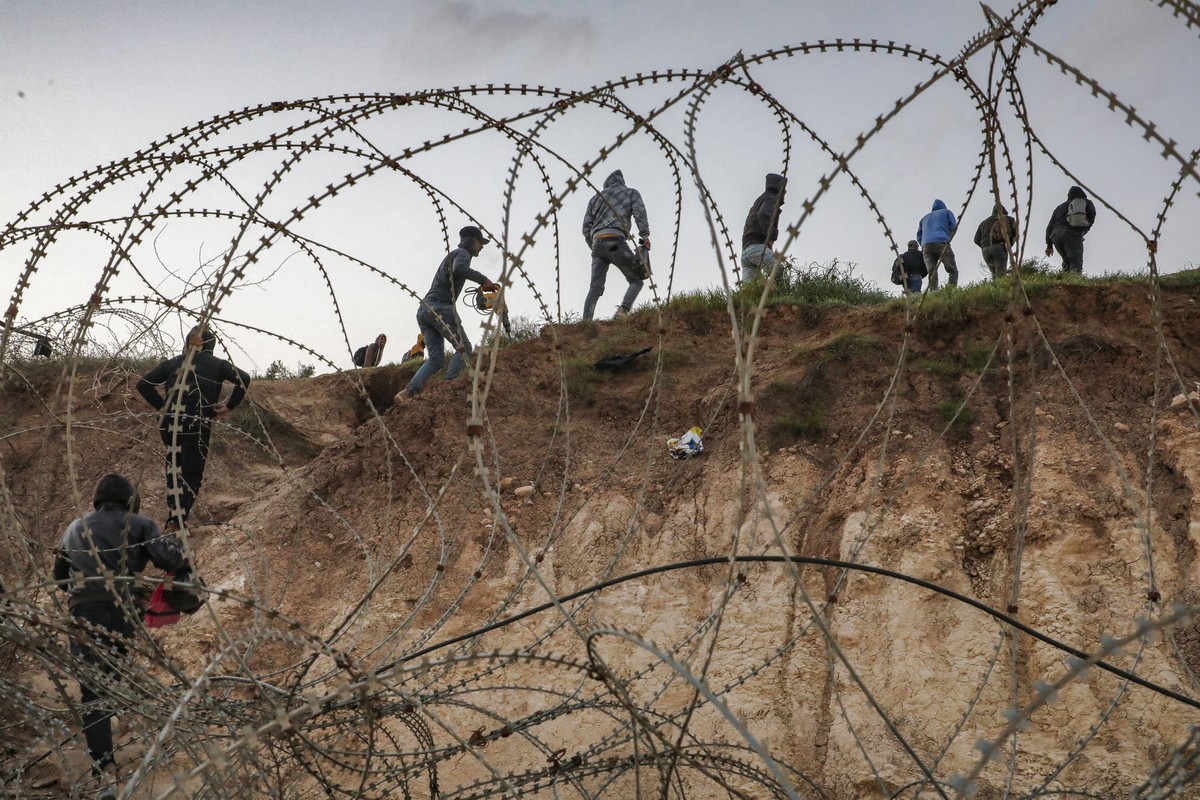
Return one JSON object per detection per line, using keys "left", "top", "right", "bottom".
{"left": 137, "top": 324, "right": 251, "bottom": 530}
{"left": 1044, "top": 186, "right": 1097, "bottom": 273}
{"left": 741, "top": 173, "right": 787, "bottom": 283}
{"left": 53, "top": 473, "right": 188, "bottom": 799}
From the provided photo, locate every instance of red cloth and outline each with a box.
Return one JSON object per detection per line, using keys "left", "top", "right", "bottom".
{"left": 144, "top": 580, "right": 180, "bottom": 628}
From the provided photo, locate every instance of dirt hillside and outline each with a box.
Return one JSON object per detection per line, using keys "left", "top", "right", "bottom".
{"left": 3, "top": 278, "right": 1200, "bottom": 798}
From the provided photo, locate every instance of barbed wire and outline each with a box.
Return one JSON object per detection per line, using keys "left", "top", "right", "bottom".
{"left": 3, "top": 4, "right": 1200, "bottom": 798}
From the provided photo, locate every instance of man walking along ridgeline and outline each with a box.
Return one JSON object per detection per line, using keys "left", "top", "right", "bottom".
{"left": 396, "top": 226, "right": 498, "bottom": 401}
{"left": 741, "top": 173, "right": 787, "bottom": 283}
{"left": 137, "top": 324, "right": 251, "bottom": 530}
{"left": 53, "top": 473, "right": 189, "bottom": 799}
{"left": 917, "top": 199, "right": 959, "bottom": 289}
{"left": 974, "top": 202, "right": 1019, "bottom": 279}
{"left": 581, "top": 169, "right": 650, "bottom": 320}
{"left": 1045, "top": 185, "right": 1097, "bottom": 273}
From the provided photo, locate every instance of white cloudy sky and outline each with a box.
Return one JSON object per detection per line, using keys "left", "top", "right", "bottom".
{"left": 2, "top": 1, "right": 1197, "bottom": 372}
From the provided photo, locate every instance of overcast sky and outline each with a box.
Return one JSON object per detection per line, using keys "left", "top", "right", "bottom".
{"left": 2, "top": 1, "right": 1197, "bottom": 372}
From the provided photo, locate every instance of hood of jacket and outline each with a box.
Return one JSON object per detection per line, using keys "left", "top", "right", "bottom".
{"left": 603, "top": 170, "right": 626, "bottom": 190}
{"left": 1067, "top": 185, "right": 1086, "bottom": 200}
{"left": 764, "top": 173, "right": 786, "bottom": 193}
{"left": 931, "top": 199, "right": 947, "bottom": 212}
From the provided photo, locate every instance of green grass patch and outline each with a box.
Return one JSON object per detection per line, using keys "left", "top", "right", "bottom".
{"left": 222, "top": 401, "right": 319, "bottom": 457}
{"left": 791, "top": 332, "right": 882, "bottom": 364}
{"left": 912, "top": 357, "right": 962, "bottom": 379}
{"left": 937, "top": 399, "right": 975, "bottom": 439}
{"left": 562, "top": 355, "right": 603, "bottom": 406}
{"left": 770, "top": 402, "right": 827, "bottom": 443}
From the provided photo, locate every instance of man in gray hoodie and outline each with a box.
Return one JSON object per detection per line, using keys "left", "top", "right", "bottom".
{"left": 581, "top": 170, "right": 651, "bottom": 320}
{"left": 741, "top": 173, "right": 787, "bottom": 283}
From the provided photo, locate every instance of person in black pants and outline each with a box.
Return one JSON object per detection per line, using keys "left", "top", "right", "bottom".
{"left": 53, "top": 473, "right": 188, "bottom": 799}
{"left": 137, "top": 324, "right": 250, "bottom": 530}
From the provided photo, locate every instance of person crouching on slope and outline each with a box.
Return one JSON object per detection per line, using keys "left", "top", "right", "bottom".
{"left": 396, "top": 226, "right": 498, "bottom": 401}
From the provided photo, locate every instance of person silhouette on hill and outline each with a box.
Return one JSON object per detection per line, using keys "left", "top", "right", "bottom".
{"left": 1044, "top": 185, "right": 1097, "bottom": 273}
{"left": 917, "top": 199, "right": 959, "bottom": 289}
{"left": 581, "top": 169, "right": 650, "bottom": 320}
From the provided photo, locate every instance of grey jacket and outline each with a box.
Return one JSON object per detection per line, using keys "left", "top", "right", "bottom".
{"left": 422, "top": 238, "right": 491, "bottom": 307}
{"left": 53, "top": 505, "right": 187, "bottom": 610}
{"left": 582, "top": 170, "right": 649, "bottom": 245}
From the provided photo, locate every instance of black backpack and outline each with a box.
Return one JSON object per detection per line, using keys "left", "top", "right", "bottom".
{"left": 352, "top": 345, "right": 368, "bottom": 367}
{"left": 890, "top": 259, "right": 904, "bottom": 286}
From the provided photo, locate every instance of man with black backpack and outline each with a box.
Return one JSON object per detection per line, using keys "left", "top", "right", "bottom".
{"left": 974, "top": 202, "right": 1018, "bottom": 279}
{"left": 352, "top": 333, "right": 387, "bottom": 368}
{"left": 1045, "top": 186, "right": 1096, "bottom": 273}
{"left": 53, "top": 473, "right": 190, "bottom": 800}
{"left": 891, "top": 240, "right": 927, "bottom": 293}
{"left": 137, "top": 324, "right": 251, "bottom": 530}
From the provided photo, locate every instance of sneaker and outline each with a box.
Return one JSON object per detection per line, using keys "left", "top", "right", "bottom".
{"left": 393, "top": 390, "right": 415, "bottom": 405}
{"left": 613, "top": 306, "right": 629, "bottom": 320}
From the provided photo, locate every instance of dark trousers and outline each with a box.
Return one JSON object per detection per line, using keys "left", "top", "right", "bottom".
{"left": 71, "top": 602, "right": 135, "bottom": 775}
{"left": 922, "top": 242, "right": 958, "bottom": 289}
{"left": 981, "top": 244, "right": 1009, "bottom": 278}
{"left": 160, "top": 422, "right": 211, "bottom": 527}
{"left": 583, "top": 237, "right": 644, "bottom": 319}
{"left": 1050, "top": 226, "right": 1086, "bottom": 273}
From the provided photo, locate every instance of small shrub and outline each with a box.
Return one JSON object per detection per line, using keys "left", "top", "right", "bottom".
{"left": 222, "top": 401, "right": 318, "bottom": 457}
{"left": 791, "top": 332, "right": 882, "bottom": 364}
{"left": 260, "top": 360, "right": 315, "bottom": 380}
{"left": 912, "top": 357, "right": 962, "bottom": 378}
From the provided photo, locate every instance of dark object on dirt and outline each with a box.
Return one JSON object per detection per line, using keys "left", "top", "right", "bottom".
{"left": 594, "top": 347, "right": 652, "bottom": 372}
{"left": 33, "top": 335, "right": 52, "bottom": 358}
{"left": 163, "top": 571, "right": 206, "bottom": 615}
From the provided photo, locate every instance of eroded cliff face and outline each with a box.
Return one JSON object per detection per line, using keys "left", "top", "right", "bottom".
{"left": 3, "top": 281, "right": 1200, "bottom": 798}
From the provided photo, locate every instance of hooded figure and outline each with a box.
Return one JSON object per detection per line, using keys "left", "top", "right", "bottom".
{"left": 974, "top": 202, "right": 1019, "bottom": 279}
{"left": 53, "top": 473, "right": 187, "bottom": 794}
{"left": 363, "top": 333, "right": 387, "bottom": 368}
{"left": 398, "top": 226, "right": 498, "bottom": 400}
{"left": 916, "top": 199, "right": 959, "bottom": 289}
{"left": 137, "top": 324, "right": 251, "bottom": 528}
{"left": 740, "top": 173, "right": 787, "bottom": 283}
{"left": 580, "top": 169, "right": 651, "bottom": 320}
{"left": 1044, "top": 186, "right": 1097, "bottom": 273}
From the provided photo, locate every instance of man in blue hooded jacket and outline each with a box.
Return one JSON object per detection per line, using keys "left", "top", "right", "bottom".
{"left": 916, "top": 199, "right": 959, "bottom": 289}
{"left": 581, "top": 170, "right": 650, "bottom": 320}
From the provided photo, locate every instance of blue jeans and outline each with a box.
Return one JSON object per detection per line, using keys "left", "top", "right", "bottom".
{"left": 583, "top": 237, "right": 643, "bottom": 320}
{"left": 404, "top": 304, "right": 470, "bottom": 396}
{"left": 740, "top": 244, "right": 776, "bottom": 283}
{"left": 905, "top": 274, "right": 923, "bottom": 293}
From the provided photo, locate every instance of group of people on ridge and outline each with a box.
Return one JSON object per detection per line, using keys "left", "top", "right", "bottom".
{"left": 894, "top": 186, "right": 1098, "bottom": 293}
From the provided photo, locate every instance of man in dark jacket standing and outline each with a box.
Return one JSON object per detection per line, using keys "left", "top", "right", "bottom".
{"left": 581, "top": 169, "right": 650, "bottom": 320}
{"left": 53, "top": 473, "right": 188, "bottom": 799}
{"left": 974, "top": 202, "right": 1019, "bottom": 279}
{"left": 397, "top": 226, "right": 498, "bottom": 400}
{"left": 917, "top": 199, "right": 959, "bottom": 289}
{"left": 1045, "top": 186, "right": 1097, "bottom": 273}
{"left": 894, "top": 240, "right": 928, "bottom": 293}
{"left": 741, "top": 173, "right": 787, "bottom": 283}
{"left": 137, "top": 325, "right": 250, "bottom": 530}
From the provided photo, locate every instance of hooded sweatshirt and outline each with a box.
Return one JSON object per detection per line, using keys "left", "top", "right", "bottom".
{"left": 917, "top": 200, "right": 958, "bottom": 245}
{"left": 138, "top": 330, "right": 251, "bottom": 435}
{"left": 1045, "top": 186, "right": 1097, "bottom": 245}
{"left": 582, "top": 170, "right": 650, "bottom": 245}
{"left": 422, "top": 236, "right": 492, "bottom": 308}
{"left": 53, "top": 478, "right": 186, "bottom": 610}
{"left": 742, "top": 173, "right": 787, "bottom": 248}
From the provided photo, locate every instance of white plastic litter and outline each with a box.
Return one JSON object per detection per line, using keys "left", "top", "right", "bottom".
{"left": 668, "top": 426, "right": 704, "bottom": 460}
